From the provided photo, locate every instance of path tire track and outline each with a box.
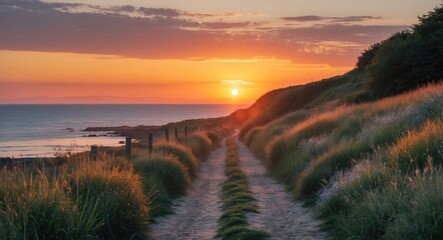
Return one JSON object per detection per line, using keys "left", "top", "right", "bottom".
{"left": 148, "top": 141, "right": 226, "bottom": 240}
{"left": 236, "top": 138, "right": 329, "bottom": 240}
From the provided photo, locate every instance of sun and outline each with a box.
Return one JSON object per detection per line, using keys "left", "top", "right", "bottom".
{"left": 231, "top": 88, "right": 239, "bottom": 96}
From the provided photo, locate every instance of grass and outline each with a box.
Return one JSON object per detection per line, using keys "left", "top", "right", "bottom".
{"left": 0, "top": 126, "right": 227, "bottom": 239}
{"left": 0, "top": 170, "right": 87, "bottom": 240}
{"left": 154, "top": 141, "right": 200, "bottom": 178}
{"left": 133, "top": 154, "right": 190, "bottom": 197}
{"left": 240, "top": 82, "right": 443, "bottom": 239}
{"left": 294, "top": 141, "right": 372, "bottom": 201}
{"left": 182, "top": 132, "right": 213, "bottom": 160}
{"left": 217, "top": 138, "right": 270, "bottom": 240}
{"left": 70, "top": 161, "right": 150, "bottom": 239}
{"left": 389, "top": 120, "right": 443, "bottom": 173}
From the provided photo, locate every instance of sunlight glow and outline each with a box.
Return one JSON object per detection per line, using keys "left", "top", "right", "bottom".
{"left": 231, "top": 88, "right": 239, "bottom": 96}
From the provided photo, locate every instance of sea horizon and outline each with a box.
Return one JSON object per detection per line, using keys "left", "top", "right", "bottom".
{"left": 0, "top": 104, "right": 246, "bottom": 158}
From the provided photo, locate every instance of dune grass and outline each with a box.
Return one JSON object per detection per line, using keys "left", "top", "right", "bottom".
{"left": 0, "top": 126, "right": 228, "bottom": 239}
{"left": 217, "top": 138, "right": 270, "bottom": 240}
{"left": 0, "top": 169, "right": 92, "bottom": 240}
{"left": 241, "top": 82, "right": 443, "bottom": 239}
{"left": 182, "top": 132, "right": 213, "bottom": 160}
{"left": 70, "top": 161, "right": 150, "bottom": 239}
{"left": 153, "top": 141, "right": 200, "bottom": 178}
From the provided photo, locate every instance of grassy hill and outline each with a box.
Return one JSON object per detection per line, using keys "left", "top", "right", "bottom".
{"left": 238, "top": 5, "right": 443, "bottom": 239}
{"left": 232, "top": 4, "right": 443, "bottom": 139}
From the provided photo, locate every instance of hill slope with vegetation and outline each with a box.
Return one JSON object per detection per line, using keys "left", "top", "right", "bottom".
{"left": 239, "top": 5, "right": 443, "bottom": 239}
{"left": 233, "top": 4, "right": 443, "bottom": 139}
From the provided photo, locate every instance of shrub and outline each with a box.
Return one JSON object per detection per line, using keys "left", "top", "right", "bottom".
{"left": 154, "top": 141, "right": 199, "bottom": 178}
{"left": 356, "top": 42, "right": 381, "bottom": 72}
{"left": 366, "top": 5, "right": 443, "bottom": 97}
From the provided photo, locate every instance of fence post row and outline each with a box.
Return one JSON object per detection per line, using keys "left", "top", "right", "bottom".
{"left": 148, "top": 133, "right": 153, "bottom": 155}
{"left": 125, "top": 137, "right": 132, "bottom": 161}
{"left": 89, "top": 145, "right": 98, "bottom": 161}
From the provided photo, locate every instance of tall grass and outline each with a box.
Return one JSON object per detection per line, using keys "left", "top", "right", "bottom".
{"left": 241, "top": 82, "right": 443, "bottom": 239}
{"left": 154, "top": 141, "right": 200, "bottom": 178}
{"left": 0, "top": 126, "right": 227, "bottom": 239}
{"left": 133, "top": 154, "right": 190, "bottom": 197}
{"left": 70, "top": 161, "right": 150, "bottom": 239}
{"left": 182, "top": 132, "right": 213, "bottom": 160}
{"left": 0, "top": 169, "right": 82, "bottom": 239}
{"left": 389, "top": 120, "right": 443, "bottom": 173}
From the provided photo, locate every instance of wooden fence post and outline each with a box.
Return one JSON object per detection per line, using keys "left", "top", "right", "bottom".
{"left": 89, "top": 145, "right": 98, "bottom": 161}
{"left": 175, "top": 128, "right": 179, "bottom": 142}
{"left": 125, "top": 137, "right": 132, "bottom": 161}
{"left": 165, "top": 128, "right": 169, "bottom": 142}
{"left": 184, "top": 126, "right": 188, "bottom": 137}
{"left": 148, "top": 133, "right": 153, "bottom": 155}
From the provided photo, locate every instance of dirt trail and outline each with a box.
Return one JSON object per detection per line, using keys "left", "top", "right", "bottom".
{"left": 236, "top": 138, "right": 329, "bottom": 240}
{"left": 148, "top": 141, "right": 226, "bottom": 240}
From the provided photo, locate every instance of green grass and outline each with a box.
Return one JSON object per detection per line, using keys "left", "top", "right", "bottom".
{"left": 182, "top": 132, "right": 213, "bottom": 160}
{"left": 70, "top": 161, "right": 150, "bottom": 239}
{"left": 295, "top": 141, "right": 372, "bottom": 202}
{"left": 389, "top": 120, "right": 443, "bottom": 173}
{"left": 0, "top": 127, "right": 224, "bottom": 239}
{"left": 154, "top": 141, "right": 200, "bottom": 178}
{"left": 0, "top": 170, "right": 87, "bottom": 239}
{"left": 133, "top": 154, "right": 191, "bottom": 197}
{"left": 240, "top": 82, "right": 443, "bottom": 239}
{"left": 217, "top": 138, "right": 270, "bottom": 240}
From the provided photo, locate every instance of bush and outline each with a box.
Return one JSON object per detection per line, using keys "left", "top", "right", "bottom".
{"left": 356, "top": 42, "right": 381, "bottom": 72}
{"left": 366, "top": 5, "right": 443, "bottom": 97}
{"left": 70, "top": 162, "right": 149, "bottom": 239}
{"left": 154, "top": 141, "right": 200, "bottom": 178}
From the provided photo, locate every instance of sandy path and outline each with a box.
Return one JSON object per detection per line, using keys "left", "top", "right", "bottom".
{"left": 148, "top": 142, "right": 226, "bottom": 240}
{"left": 236, "top": 138, "right": 329, "bottom": 240}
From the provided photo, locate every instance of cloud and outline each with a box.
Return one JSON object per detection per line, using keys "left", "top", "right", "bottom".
{"left": 281, "top": 15, "right": 382, "bottom": 23}
{"left": 200, "top": 21, "right": 267, "bottom": 29}
{"left": 281, "top": 15, "right": 326, "bottom": 22}
{"left": 0, "top": 0, "right": 408, "bottom": 66}
{"left": 221, "top": 80, "right": 255, "bottom": 85}
{"left": 182, "top": 11, "right": 238, "bottom": 18}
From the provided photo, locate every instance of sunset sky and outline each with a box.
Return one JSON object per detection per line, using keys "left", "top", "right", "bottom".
{"left": 0, "top": 0, "right": 440, "bottom": 104}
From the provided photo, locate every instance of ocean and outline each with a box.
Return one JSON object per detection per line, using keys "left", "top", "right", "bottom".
{"left": 0, "top": 104, "right": 245, "bottom": 158}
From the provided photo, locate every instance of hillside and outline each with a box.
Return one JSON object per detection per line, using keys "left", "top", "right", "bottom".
{"left": 237, "top": 5, "right": 443, "bottom": 239}
{"left": 231, "top": 4, "right": 443, "bottom": 138}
